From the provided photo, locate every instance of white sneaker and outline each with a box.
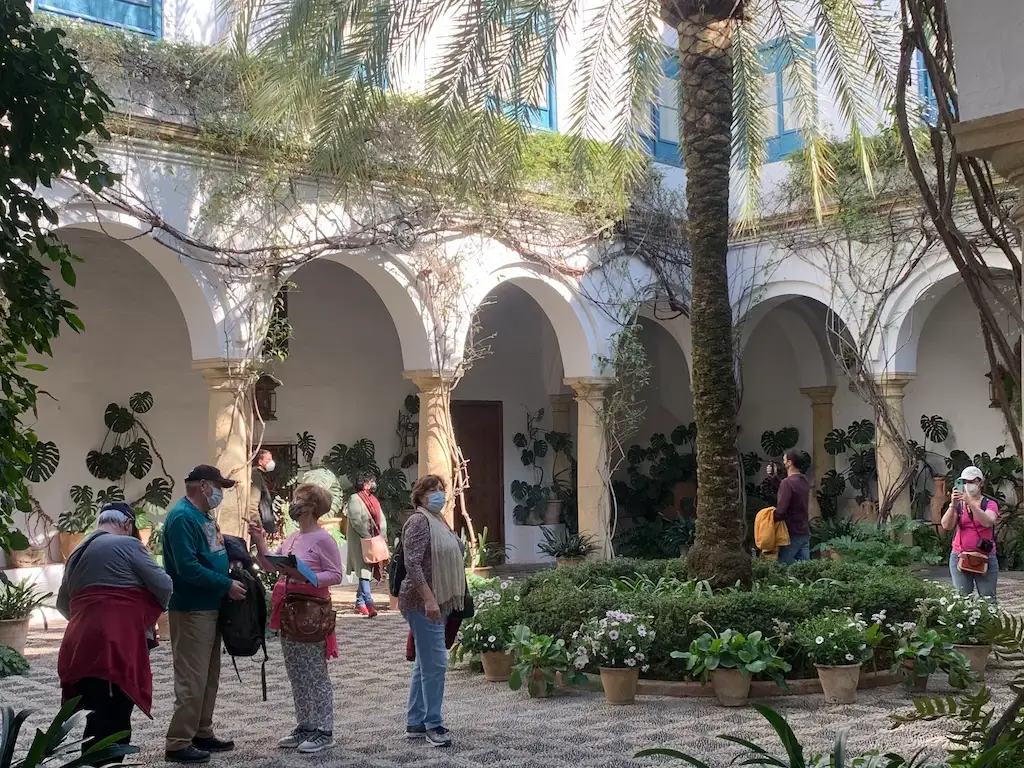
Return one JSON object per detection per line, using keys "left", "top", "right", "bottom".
{"left": 278, "top": 728, "right": 311, "bottom": 749}
{"left": 297, "top": 730, "right": 335, "bottom": 754}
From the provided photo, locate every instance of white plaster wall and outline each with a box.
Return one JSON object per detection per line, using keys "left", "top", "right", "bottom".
{"left": 903, "top": 281, "right": 1021, "bottom": 457}
{"left": 947, "top": 0, "right": 1024, "bottom": 122}
{"left": 737, "top": 316, "right": 814, "bottom": 461}
{"left": 632, "top": 319, "right": 693, "bottom": 443}
{"left": 17, "top": 233, "right": 207, "bottom": 561}
{"left": 457, "top": 284, "right": 564, "bottom": 564}
{"left": 262, "top": 260, "right": 416, "bottom": 474}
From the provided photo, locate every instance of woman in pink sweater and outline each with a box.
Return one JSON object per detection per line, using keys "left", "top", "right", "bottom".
{"left": 250, "top": 483, "right": 344, "bottom": 754}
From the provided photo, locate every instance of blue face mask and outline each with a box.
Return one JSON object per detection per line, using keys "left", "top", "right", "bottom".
{"left": 206, "top": 486, "right": 224, "bottom": 510}
{"left": 425, "top": 491, "right": 446, "bottom": 513}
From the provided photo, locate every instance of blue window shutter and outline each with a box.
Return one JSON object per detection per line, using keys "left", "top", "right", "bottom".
{"left": 761, "top": 34, "right": 816, "bottom": 163}
{"left": 649, "top": 54, "right": 682, "bottom": 167}
{"left": 916, "top": 51, "right": 938, "bottom": 125}
{"left": 37, "top": 0, "right": 163, "bottom": 38}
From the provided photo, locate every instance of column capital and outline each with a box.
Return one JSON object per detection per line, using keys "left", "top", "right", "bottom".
{"left": 565, "top": 377, "right": 614, "bottom": 401}
{"left": 800, "top": 385, "right": 837, "bottom": 406}
{"left": 874, "top": 373, "right": 916, "bottom": 397}
{"left": 192, "top": 358, "right": 254, "bottom": 387}
{"left": 403, "top": 369, "right": 455, "bottom": 391}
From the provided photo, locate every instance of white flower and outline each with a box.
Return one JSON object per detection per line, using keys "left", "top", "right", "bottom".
{"left": 500, "top": 580, "right": 510, "bottom": 590}
{"left": 625, "top": 658, "right": 636, "bottom": 667}
{"left": 816, "top": 636, "right": 825, "bottom": 645}
{"left": 629, "top": 647, "right": 636, "bottom": 653}
{"left": 642, "top": 664, "right": 650, "bottom": 672}
{"left": 637, "top": 626, "right": 647, "bottom": 637}
{"left": 609, "top": 630, "right": 620, "bottom": 641}
{"left": 636, "top": 652, "right": 645, "bottom": 661}
{"left": 845, "top": 653, "right": 855, "bottom": 662}
{"left": 514, "top": 595, "right": 520, "bottom": 602}
{"left": 488, "top": 635, "right": 496, "bottom": 643}
{"left": 572, "top": 631, "right": 579, "bottom": 640}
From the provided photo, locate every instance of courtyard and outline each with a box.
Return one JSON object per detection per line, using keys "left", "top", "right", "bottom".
{"left": 3, "top": 580, "right": 1023, "bottom": 768}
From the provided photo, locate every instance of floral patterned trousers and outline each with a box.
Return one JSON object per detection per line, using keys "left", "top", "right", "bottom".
{"left": 281, "top": 637, "right": 334, "bottom": 733}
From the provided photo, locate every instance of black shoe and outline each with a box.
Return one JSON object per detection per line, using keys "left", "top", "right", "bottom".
{"left": 192, "top": 736, "right": 235, "bottom": 752}
{"left": 405, "top": 725, "right": 426, "bottom": 740}
{"left": 165, "top": 746, "right": 210, "bottom": 764}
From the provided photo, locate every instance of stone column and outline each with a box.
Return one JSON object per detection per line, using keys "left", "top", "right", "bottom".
{"left": 874, "top": 374, "right": 915, "bottom": 521}
{"left": 404, "top": 371, "right": 454, "bottom": 526}
{"left": 566, "top": 378, "right": 612, "bottom": 560}
{"left": 194, "top": 359, "right": 252, "bottom": 539}
{"left": 800, "top": 386, "right": 837, "bottom": 520}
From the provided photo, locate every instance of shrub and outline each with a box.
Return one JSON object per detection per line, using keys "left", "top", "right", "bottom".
{"left": 454, "top": 581, "right": 521, "bottom": 656}
{"left": 918, "top": 588, "right": 1000, "bottom": 646}
{"left": 672, "top": 623, "right": 790, "bottom": 686}
{"left": 0, "top": 644, "right": 29, "bottom": 677}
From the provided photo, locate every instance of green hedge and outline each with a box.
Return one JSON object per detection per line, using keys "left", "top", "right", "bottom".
{"left": 514, "top": 558, "right": 940, "bottom": 680}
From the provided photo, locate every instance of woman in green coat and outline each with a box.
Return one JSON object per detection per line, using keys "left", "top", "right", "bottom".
{"left": 346, "top": 472, "right": 387, "bottom": 617}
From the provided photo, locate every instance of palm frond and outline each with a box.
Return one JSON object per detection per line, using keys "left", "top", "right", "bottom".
{"left": 731, "top": 15, "right": 768, "bottom": 232}
{"left": 760, "top": 0, "right": 835, "bottom": 220}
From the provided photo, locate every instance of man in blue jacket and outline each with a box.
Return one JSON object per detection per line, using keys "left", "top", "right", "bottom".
{"left": 163, "top": 465, "right": 247, "bottom": 764}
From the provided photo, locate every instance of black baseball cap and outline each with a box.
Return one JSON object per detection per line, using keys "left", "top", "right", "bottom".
{"left": 185, "top": 464, "right": 237, "bottom": 488}
{"left": 99, "top": 501, "right": 137, "bottom": 522}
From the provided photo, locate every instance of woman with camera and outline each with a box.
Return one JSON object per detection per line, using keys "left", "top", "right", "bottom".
{"left": 941, "top": 465, "right": 999, "bottom": 598}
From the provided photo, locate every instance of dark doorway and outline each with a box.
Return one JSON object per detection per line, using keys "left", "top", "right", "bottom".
{"left": 450, "top": 401, "right": 505, "bottom": 548}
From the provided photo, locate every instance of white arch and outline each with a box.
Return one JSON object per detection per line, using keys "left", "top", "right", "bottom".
{"left": 52, "top": 209, "right": 221, "bottom": 361}
{"left": 460, "top": 262, "right": 604, "bottom": 379}
{"left": 638, "top": 305, "right": 693, "bottom": 384}
{"left": 297, "top": 251, "right": 434, "bottom": 372}
{"left": 873, "top": 252, "right": 1016, "bottom": 372}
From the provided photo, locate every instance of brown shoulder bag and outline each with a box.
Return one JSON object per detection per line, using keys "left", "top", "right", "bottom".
{"left": 277, "top": 541, "right": 337, "bottom": 643}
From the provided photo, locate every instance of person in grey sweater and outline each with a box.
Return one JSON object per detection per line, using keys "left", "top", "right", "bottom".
{"left": 57, "top": 502, "right": 173, "bottom": 762}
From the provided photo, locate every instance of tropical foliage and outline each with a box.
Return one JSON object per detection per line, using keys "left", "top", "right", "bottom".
{"left": 0, "top": 575, "right": 51, "bottom": 622}
{"left": 0, "top": 2, "right": 115, "bottom": 553}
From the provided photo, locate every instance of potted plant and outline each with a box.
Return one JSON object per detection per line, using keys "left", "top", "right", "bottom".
{"left": 537, "top": 528, "right": 598, "bottom": 567}
{"left": 3, "top": 500, "right": 53, "bottom": 569}
{"left": 672, "top": 619, "right": 790, "bottom": 707}
{"left": 59, "top": 485, "right": 100, "bottom": 561}
{"left": 463, "top": 526, "right": 510, "bottom": 578}
{"left": 795, "top": 611, "right": 884, "bottom": 704}
{"left": 511, "top": 409, "right": 575, "bottom": 525}
{"left": 572, "top": 610, "right": 654, "bottom": 705}
{"left": 508, "top": 624, "right": 588, "bottom": 698}
{"left": 918, "top": 590, "right": 999, "bottom": 681}
{"left": 455, "top": 592, "right": 520, "bottom": 682}
{"left": 135, "top": 506, "right": 152, "bottom": 546}
{"left": 891, "top": 623, "right": 973, "bottom": 693}
{"left": 0, "top": 574, "right": 51, "bottom": 655}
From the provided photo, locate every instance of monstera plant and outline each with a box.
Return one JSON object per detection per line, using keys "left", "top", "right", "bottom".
{"left": 817, "top": 419, "right": 877, "bottom": 518}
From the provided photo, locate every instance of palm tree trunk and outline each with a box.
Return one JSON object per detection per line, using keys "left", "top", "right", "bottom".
{"left": 676, "top": 8, "right": 752, "bottom": 586}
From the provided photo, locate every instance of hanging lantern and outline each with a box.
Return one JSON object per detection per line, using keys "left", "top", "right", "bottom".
{"left": 254, "top": 375, "right": 279, "bottom": 421}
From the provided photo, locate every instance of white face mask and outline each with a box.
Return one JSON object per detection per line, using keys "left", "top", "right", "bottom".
{"left": 264, "top": 459, "right": 276, "bottom": 473}
{"left": 964, "top": 480, "right": 982, "bottom": 497}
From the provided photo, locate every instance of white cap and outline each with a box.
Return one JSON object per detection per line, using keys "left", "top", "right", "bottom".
{"left": 960, "top": 466, "right": 984, "bottom": 482}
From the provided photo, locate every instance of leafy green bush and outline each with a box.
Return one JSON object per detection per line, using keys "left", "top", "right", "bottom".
{"left": 793, "top": 611, "right": 883, "bottom": 667}
{"left": 517, "top": 558, "right": 936, "bottom": 680}
{"left": 672, "top": 625, "right": 789, "bottom": 686}
{"left": 0, "top": 644, "right": 28, "bottom": 678}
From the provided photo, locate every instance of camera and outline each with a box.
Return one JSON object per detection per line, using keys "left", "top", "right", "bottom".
{"left": 978, "top": 539, "right": 994, "bottom": 554}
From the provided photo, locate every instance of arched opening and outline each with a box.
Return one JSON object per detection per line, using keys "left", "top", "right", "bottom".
{"left": 456, "top": 279, "right": 593, "bottom": 563}
{"left": 23, "top": 229, "right": 209, "bottom": 560}
{"left": 610, "top": 315, "right": 697, "bottom": 558}
{"left": 900, "top": 273, "right": 1021, "bottom": 457}
{"left": 262, "top": 258, "right": 423, "bottom": 564}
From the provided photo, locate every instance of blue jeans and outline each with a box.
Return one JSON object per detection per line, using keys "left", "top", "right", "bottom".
{"left": 950, "top": 551, "right": 999, "bottom": 599}
{"left": 778, "top": 535, "right": 811, "bottom": 565}
{"left": 404, "top": 610, "right": 447, "bottom": 730}
{"left": 355, "top": 578, "right": 375, "bottom": 609}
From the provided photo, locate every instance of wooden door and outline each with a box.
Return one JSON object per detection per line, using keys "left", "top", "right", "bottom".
{"left": 450, "top": 401, "right": 504, "bottom": 548}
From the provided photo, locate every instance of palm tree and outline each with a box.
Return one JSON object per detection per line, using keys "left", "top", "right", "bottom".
{"left": 225, "top": 0, "right": 897, "bottom": 585}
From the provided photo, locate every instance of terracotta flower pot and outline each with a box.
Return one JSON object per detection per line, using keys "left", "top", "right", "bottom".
{"left": 529, "top": 668, "right": 553, "bottom": 698}
{"left": 902, "top": 660, "right": 930, "bottom": 692}
{"left": 600, "top": 666, "right": 640, "bottom": 705}
{"left": 543, "top": 500, "right": 564, "bottom": 525}
{"left": 815, "top": 663, "right": 861, "bottom": 704}
{"left": 711, "top": 668, "right": 751, "bottom": 707}
{"left": 156, "top": 613, "right": 171, "bottom": 647}
{"left": 6, "top": 547, "right": 47, "bottom": 569}
{"left": 58, "top": 532, "right": 85, "bottom": 562}
{"left": 0, "top": 618, "right": 30, "bottom": 656}
{"left": 556, "top": 558, "right": 583, "bottom": 569}
{"left": 481, "top": 651, "right": 514, "bottom": 682}
{"left": 471, "top": 566, "right": 492, "bottom": 578}
{"left": 954, "top": 644, "right": 991, "bottom": 682}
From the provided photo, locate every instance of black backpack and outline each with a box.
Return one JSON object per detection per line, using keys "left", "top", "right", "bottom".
{"left": 218, "top": 565, "right": 268, "bottom": 700}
